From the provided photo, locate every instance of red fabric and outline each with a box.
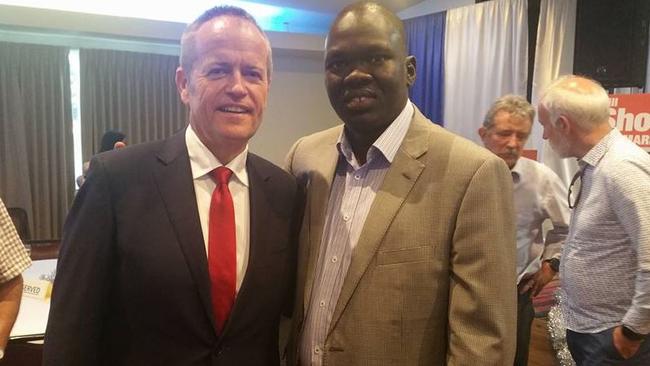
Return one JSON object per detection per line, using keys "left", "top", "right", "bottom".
{"left": 208, "top": 167, "right": 236, "bottom": 334}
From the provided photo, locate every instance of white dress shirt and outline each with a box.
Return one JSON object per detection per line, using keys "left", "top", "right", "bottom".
{"left": 511, "top": 157, "right": 569, "bottom": 284}
{"left": 185, "top": 126, "right": 250, "bottom": 291}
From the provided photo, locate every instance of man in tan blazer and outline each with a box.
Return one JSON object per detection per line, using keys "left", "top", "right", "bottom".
{"left": 284, "top": 2, "right": 517, "bottom": 365}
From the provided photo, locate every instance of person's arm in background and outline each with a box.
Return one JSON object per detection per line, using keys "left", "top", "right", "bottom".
{"left": 0, "top": 198, "right": 32, "bottom": 359}
{"left": 529, "top": 169, "right": 569, "bottom": 296}
{"left": 610, "top": 161, "right": 650, "bottom": 359}
{"left": 0, "top": 275, "right": 23, "bottom": 357}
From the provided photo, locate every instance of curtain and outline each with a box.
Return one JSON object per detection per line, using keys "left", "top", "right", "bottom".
{"left": 404, "top": 11, "right": 446, "bottom": 125}
{"left": 443, "top": 0, "right": 528, "bottom": 144}
{"left": 80, "top": 49, "right": 187, "bottom": 160}
{"left": 530, "top": 0, "right": 578, "bottom": 184}
{"left": 0, "top": 42, "right": 74, "bottom": 239}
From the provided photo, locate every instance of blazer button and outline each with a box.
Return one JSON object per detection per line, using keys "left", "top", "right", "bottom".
{"left": 215, "top": 345, "right": 229, "bottom": 357}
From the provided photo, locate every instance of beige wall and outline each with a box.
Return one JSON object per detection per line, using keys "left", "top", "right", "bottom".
{"left": 252, "top": 51, "right": 338, "bottom": 166}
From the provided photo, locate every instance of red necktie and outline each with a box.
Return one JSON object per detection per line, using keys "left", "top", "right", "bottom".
{"left": 208, "top": 167, "right": 236, "bottom": 334}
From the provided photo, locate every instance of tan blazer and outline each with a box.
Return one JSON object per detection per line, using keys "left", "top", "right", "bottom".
{"left": 285, "top": 107, "right": 517, "bottom": 365}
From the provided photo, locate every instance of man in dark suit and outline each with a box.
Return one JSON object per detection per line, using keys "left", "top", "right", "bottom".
{"left": 43, "top": 6, "right": 300, "bottom": 366}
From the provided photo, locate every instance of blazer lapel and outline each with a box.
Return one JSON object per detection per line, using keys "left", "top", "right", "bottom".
{"left": 301, "top": 133, "right": 340, "bottom": 312}
{"left": 152, "top": 129, "right": 217, "bottom": 335}
{"left": 218, "top": 156, "right": 270, "bottom": 338}
{"left": 328, "top": 111, "right": 430, "bottom": 334}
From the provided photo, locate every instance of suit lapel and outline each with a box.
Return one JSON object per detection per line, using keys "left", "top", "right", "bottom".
{"left": 219, "top": 156, "right": 270, "bottom": 337}
{"left": 328, "top": 111, "right": 430, "bottom": 334}
{"left": 302, "top": 134, "right": 340, "bottom": 312}
{"left": 152, "top": 129, "right": 217, "bottom": 334}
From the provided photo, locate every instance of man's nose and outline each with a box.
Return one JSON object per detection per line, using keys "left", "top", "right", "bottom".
{"left": 506, "top": 135, "right": 521, "bottom": 148}
{"left": 227, "top": 72, "right": 247, "bottom": 98}
{"left": 343, "top": 66, "right": 372, "bottom": 85}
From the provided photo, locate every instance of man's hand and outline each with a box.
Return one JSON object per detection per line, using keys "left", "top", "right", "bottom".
{"left": 0, "top": 275, "right": 23, "bottom": 352}
{"left": 613, "top": 326, "right": 642, "bottom": 359}
{"left": 518, "top": 261, "right": 556, "bottom": 296}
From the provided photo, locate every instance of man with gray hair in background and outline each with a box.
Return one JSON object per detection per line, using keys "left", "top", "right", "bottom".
{"left": 479, "top": 95, "right": 569, "bottom": 366}
{"left": 538, "top": 75, "right": 650, "bottom": 365}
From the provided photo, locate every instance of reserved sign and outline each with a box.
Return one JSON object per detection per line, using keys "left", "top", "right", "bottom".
{"left": 23, "top": 279, "right": 52, "bottom": 300}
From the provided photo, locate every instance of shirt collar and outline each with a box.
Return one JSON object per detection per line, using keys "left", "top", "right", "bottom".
{"left": 511, "top": 158, "right": 523, "bottom": 183}
{"left": 336, "top": 100, "right": 414, "bottom": 166}
{"left": 185, "top": 126, "right": 249, "bottom": 187}
{"left": 580, "top": 128, "right": 617, "bottom": 168}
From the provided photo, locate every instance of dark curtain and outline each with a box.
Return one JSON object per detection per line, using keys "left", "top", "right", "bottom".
{"left": 0, "top": 42, "right": 74, "bottom": 239}
{"left": 80, "top": 49, "right": 188, "bottom": 160}
{"left": 404, "top": 11, "right": 446, "bottom": 125}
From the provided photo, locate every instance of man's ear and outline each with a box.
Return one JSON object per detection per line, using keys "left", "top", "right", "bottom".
{"left": 478, "top": 126, "right": 491, "bottom": 146}
{"left": 478, "top": 126, "right": 487, "bottom": 140}
{"left": 556, "top": 115, "right": 570, "bottom": 132}
{"left": 405, "top": 55, "right": 416, "bottom": 87}
{"left": 175, "top": 67, "right": 190, "bottom": 104}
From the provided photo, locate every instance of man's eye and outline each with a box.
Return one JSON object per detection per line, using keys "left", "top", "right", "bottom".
{"left": 245, "top": 70, "right": 263, "bottom": 79}
{"left": 208, "top": 68, "right": 227, "bottom": 77}
{"left": 368, "top": 55, "right": 387, "bottom": 64}
{"left": 327, "top": 60, "right": 347, "bottom": 71}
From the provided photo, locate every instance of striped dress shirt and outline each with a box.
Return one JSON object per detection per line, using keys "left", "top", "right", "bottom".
{"left": 560, "top": 128, "right": 650, "bottom": 335}
{"left": 300, "top": 101, "right": 414, "bottom": 366}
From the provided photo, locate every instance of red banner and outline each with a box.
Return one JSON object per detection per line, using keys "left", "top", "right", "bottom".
{"left": 609, "top": 94, "right": 650, "bottom": 152}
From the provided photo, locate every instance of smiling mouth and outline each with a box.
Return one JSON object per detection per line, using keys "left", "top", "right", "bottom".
{"left": 344, "top": 95, "right": 376, "bottom": 110}
{"left": 343, "top": 88, "right": 377, "bottom": 108}
{"left": 218, "top": 105, "right": 251, "bottom": 114}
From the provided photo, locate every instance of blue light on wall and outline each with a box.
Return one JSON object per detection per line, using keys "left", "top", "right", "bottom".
{"left": 256, "top": 7, "right": 333, "bottom": 34}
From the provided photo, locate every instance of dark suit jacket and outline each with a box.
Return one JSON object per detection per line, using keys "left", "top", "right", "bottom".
{"left": 43, "top": 130, "right": 301, "bottom": 366}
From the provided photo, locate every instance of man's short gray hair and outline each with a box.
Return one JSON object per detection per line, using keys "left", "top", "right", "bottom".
{"left": 539, "top": 75, "right": 610, "bottom": 131}
{"left": 483, "top": 95, "right": 535, "bottom": 128}
{"left": 179, "top": 5, "right": 273, "bottom": 80}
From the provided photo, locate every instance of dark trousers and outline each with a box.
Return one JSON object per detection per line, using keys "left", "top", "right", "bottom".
{"left": 567, "top": 328, "right": 650, "bottom": 365}
{"left": 514, "top": 290, "right": 535, "bottom": 366}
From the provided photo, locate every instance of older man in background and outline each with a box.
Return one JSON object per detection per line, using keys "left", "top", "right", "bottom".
{"left": 479, "top": 95, "right": 569, "bottom": 366}
{"left": 539, "top": 75, "right": 650, "bottom": 365}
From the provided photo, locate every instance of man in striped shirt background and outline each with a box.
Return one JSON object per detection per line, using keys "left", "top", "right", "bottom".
{"left": 538, "top": 75, "right": 650, "bottom": 365}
